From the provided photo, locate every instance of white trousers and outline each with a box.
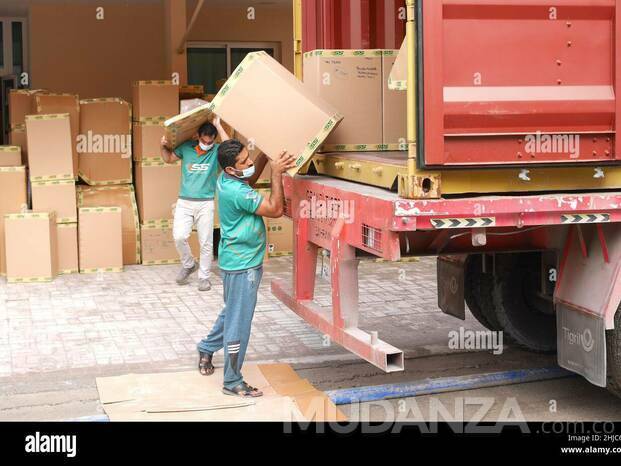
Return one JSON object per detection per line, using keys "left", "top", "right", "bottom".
{"left": 173, "top": 199, "right": 214, "bottom": 280}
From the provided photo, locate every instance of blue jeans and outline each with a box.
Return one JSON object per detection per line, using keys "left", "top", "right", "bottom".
{"left": 197, "top": 266, "right": 263, "bottom": 390}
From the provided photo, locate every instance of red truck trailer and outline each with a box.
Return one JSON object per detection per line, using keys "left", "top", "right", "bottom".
{"left": 275, "top": 0, "right": 621, "bottom": 398}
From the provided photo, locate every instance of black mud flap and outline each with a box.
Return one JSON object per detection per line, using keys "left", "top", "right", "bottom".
{"left": 437, "top": 255, "right": 466, "bottom": 320}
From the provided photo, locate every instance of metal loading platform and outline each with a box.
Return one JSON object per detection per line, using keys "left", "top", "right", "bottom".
{"left": 271, "top": 174, "right": 621, "bottom": 376}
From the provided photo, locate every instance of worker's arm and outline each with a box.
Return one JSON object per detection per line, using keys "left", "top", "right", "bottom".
{"left": 255, "top": 151, "right": 297, "bottom": 219}
{"left": 248, "top": 152, "right": 269, "bottom": 188}
{"left": 213, "top": 116, "right": 230, "bottom": 142}
{"left": 160, "top": 136, "right": 181, "bottom": 164}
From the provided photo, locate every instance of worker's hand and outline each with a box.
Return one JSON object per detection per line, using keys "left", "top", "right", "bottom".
{"left": 161, "top": 136, "right": 172, "bottom": 150}
{"left": 270, "top": 151, "right": 297, "bottom": 174}
{"left": 213, "top": 116, "right": 221, "bottom": 128}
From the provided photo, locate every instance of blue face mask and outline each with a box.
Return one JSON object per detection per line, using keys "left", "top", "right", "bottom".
{"left": 234, "top": 165, "right": 255, "bottom": 179}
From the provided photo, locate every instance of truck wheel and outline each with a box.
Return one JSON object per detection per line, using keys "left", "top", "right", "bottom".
{"left": 492, "top": 253, "right": 556, "bottom": 353}
{"left": 465, "top": 255, "right": 502, "bottom": 331}
{"left": 607, "top": 308, "right": 621, "bottom": 398}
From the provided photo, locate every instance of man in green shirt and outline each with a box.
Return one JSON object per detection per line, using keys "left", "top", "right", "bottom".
{"left": 160, "top": 117, "right": 230, "bottom": 291}
{"left": 196, "top": 139, "right": 295, "bottom": 397}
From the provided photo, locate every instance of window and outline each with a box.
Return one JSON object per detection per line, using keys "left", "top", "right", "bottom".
{"left": 0, "top": 18, "right": 28, "bottom": 83}
{"left": 187, "top": 42, "right": 280, "bottom": 95}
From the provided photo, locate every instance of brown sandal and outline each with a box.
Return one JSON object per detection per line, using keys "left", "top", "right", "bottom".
{"left": 198, "top": 351, "right": 214, "bottom": 376}
{"left": 222, "top": 381, "right": 263, "bottom": 398}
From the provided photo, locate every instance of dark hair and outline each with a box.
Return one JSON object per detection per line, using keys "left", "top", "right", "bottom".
{"left": 198, "top": 122, "right": 217, "bottom": 138}
{"left": 218, "top": 139, "right": 245, "bottom": 170}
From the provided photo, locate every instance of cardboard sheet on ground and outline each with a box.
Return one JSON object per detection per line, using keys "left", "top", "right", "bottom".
{"left": 389, "top": 38, "right": 408, "bottom": 91}
{"left": 96, "top": 363, "right": 346, "bottom": 422}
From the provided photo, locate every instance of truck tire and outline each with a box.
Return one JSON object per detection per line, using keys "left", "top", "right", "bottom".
{"left": 464, "top": 255, "right": 502, "bottom": 331}
{"left": 492, "top": 253, "right": 557, "bottom": 353}
{"left": 607, "top": 308, "right": 621, "bottom": 398}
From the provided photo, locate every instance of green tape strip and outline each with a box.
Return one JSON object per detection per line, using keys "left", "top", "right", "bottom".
{"left": 319, "top": 143, "right": 406, "bottom": 152}
{"left": 8, "top": 276, "right": 53, "bottom": 283}
{"left": 79, "top": 267, "right": 123, "bottom": 274}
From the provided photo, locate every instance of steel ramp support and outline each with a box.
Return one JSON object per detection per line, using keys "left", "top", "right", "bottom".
{"left": 272, "top": 213, "right": 404, "bottom": 373}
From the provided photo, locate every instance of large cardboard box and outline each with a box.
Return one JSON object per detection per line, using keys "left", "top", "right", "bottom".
{"left": 76, "top": 185, "right": 140, "bottom": 265}
{"left": 0, "top": 146, "right": 22, "bottom": 167}
{"left": 304, "top": 50, "right": 383, "bottom": 151}
{"left": 78, "top": 207, "right": 123, "bottom": 273}
{"left": 78, "top": 98, "right": 132, "bottom": 185}
{"left": 4, "top": 212, "right": 58, "bottom": 283}
{"left": 165, "top": 52, "right": 342, "bottom": 175}
{"left": 140, "top": 221, "right": 200, "bottom": 265}
{"left": 382, "top": 51, "right": 408, "bottom": 148}
{"left": 31, "top": 179, "right": 77, "bottom": 223}
{"left": 134, "top": 159, "right": 180, "bottom": 222}
{"left": 9, "top": 89, "right": 48, "bottom": 128}
{"left": 25, "top": 113, "right": 74, "bottom": 181}
{"left": 9, "top": 125, "right": 28, "bottom": 166}
{"left": 133, "top": 81, "right": 179, "bottom": 121}
{"left": 133, "top": 118, "right": 166, "bottom": 161}
{"left": 0, "top": 166, "right": 28, "bottom": 276}
{"left": 36, "top": 93, "right": 80, "bottom": 177}
{"left": 266, "top": 216, "right": 293, "bottom": 257}
{"left": 56, "top": 223, "right": 79, "bottom": 275}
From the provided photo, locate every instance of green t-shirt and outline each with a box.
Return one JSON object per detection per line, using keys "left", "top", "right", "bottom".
{"left": 217, "top": 173, "right": 266, "bottom": 272}
{"left": 174, "top": 141, "right": 220, "bottom": 200}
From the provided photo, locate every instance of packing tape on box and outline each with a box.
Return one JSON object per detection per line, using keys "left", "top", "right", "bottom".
{"left": 388, "top": 78, "right": 407, "bottom": 91}
{"left": 180, "top": 85, "right": 204, "bottom": 92}
{"left": 303, "top": 49, "right": 385, "bottom": 58}
{"left": 78, "top": 171, "right": 133, "bottom": 186}
{"left": 79, "top": 206, "right": 122, "bottom": 214}
{"left": 0, "top": 146, "right": 20, "bottom": 153}
{"left": 141, "top": 219, "right": 174, "bottom": 229}
{"left": 319, "top": 143, "right": 407, "bottom": 152}
{"left": 30, "top": 173, "right": 74, "bottom": 182}
{"left": 30, "top": 178, "right": 75, "bottom": 187}
{"left": 0, "top": 166, "right": 26, "bottom": 173}
{"left": 142, "top": 259, "right": 181, "bottom": 266}
{"left": 140, "top": 159, "right": 181, "bottom": 168}
{"left": 59, "top": 269, "right": 79, "bottom": 275}
{"left": 79, "top": 267, "right": 123, "bottom": 274}
{"left": 11, "top": 124, "right": 26, "bottom": 132}
{"left": 134, "top": 117, "right": 167, "bottom": 126}
{"left": 4, "top": 212, "right": 51, "bottom": 220}
{"left": 133, "top": 80, "right": 175, "bottom": 87}
{"left": 7, "top": 276, "right": 54, "bottom": 284}
{"left": 25, "top": 113, "right": 70, "bottom": 121}
{"left": 268, "top": 251, "right": 293, "bottom": 258}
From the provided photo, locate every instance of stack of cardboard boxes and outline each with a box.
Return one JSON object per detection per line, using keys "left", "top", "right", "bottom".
{"left": 132, "top": 80, "right": 191, "bottom": 265}
{"left": 77, "top": 96, "right": 139, "bottom": 268}
{"left": 303, "top": 49, "right": 407, "bottom": 151}
{"left": 25, "top": 112, "right": 79, "bottom": 277}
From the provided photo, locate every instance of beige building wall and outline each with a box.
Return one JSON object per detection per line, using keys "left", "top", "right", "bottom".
{"left": 29, "top": 1, "right": 167, "bottom": 102}
{"left": 25, "top": 1, "right": 293, "bottom": 100}
{"left": 186, "top": 1, "right": 294, "bottom": 72}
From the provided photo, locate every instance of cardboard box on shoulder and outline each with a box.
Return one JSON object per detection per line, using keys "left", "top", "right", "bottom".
{"left": 36, "top": 93, "right": 80, "bottom": 176}
{"left": 165, "top": 52, "right": 342, "bottom": 176}
{"left": 0, "top": 146, "right": 22, "bottom": 167}
{"left": 77, "top": 185, "right": 140, "bottom": 265}
{"left": 4, "top": 212, "right": 58, "bottom": 283}
{"left": 133, "top": 81, "right": 179, "bottom": 121}
{"left": 78, "top": 98, "right": 132, "bottom": 185}
{"left": 25, "top": 113, "right": 74, "bottom": 181}
{"left": 78, "top": 207, "right": 123, "bottom": 273}
{"left": 0, "top": 166, "right": 28, "bottom": 277}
